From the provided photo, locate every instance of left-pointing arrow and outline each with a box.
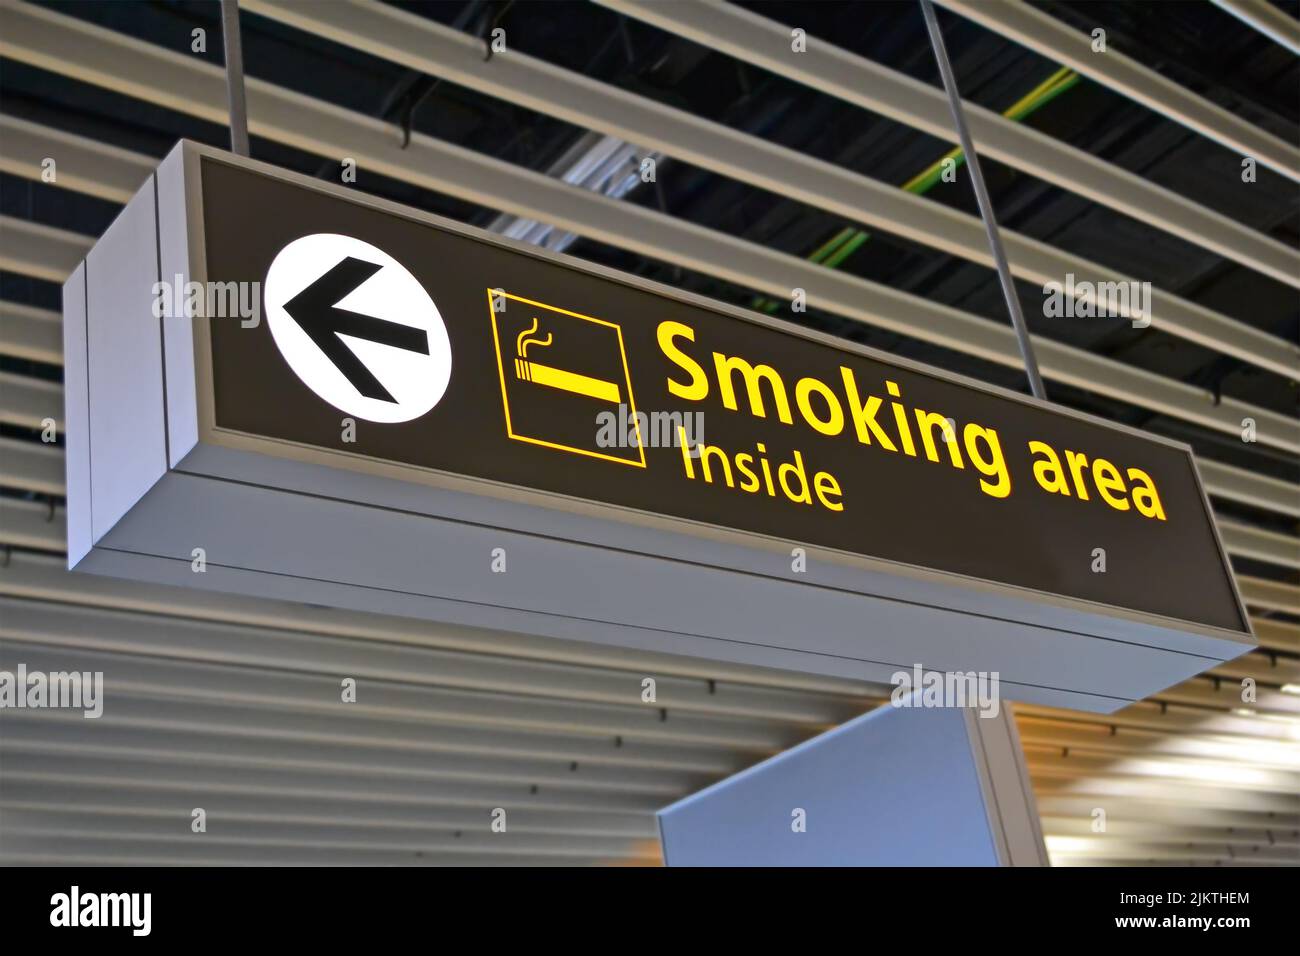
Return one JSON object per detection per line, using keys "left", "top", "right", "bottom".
{"left": 282, "top": 256, "right": 430, "bottom": 403}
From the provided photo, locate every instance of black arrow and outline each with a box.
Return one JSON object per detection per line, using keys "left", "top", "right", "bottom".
{"left": 282, "top": 255, "right": 430, "bottom": 403}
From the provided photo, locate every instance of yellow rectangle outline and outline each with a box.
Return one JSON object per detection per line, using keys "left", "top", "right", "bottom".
{"left": 486, "top": 289, "right": 646, "bottom": 468}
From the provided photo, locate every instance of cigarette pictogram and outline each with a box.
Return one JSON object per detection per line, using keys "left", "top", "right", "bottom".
{"left": 514, "top": 317, "right": 622, "bottom": 403}
{"left": 488, "top": 289, "right": 644, "bottom": 467}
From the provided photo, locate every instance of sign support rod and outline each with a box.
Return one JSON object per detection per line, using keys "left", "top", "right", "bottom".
{"left": 220, "top": 0, "right": 250, "bottom": 157}
{"left": 918, "top": 0, "right": 1047, "bottom": 401}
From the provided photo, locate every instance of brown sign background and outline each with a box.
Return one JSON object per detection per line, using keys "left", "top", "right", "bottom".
{"left": 200, "top": 157, "right": 1246, "bottom": 633}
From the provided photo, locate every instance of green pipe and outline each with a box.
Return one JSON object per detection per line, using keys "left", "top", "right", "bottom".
{"left": 751, "top": 65, "right": 1081, "bottom": 313}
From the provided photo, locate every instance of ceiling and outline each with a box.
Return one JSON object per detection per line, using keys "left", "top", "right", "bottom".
{"left": 0, "top": 0, "right": 1296, "bottom": 865}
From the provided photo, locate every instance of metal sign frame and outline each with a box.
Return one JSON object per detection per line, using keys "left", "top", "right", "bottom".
{"left": 63, "top": 141, "right": 1255, "bottom": 714}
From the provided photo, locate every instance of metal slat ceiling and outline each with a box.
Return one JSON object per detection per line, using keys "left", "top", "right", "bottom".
{"left": 0, "top": 0, "right": 1296, "bottom": 867}
{"left": 242, "top": 0, "right": 1300, "bottom": 378}
{"left": 934, "top": 0, "right": 1300, "bottom": 181}
{"left": 2, "top": 2, "right": 1298, "bottom": 454}
{"left": 595, "top": 0, "right": 1300, "bottom": 285}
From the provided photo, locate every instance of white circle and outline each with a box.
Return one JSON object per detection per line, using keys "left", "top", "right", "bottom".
{"left": 263, "top": 233, "right": 451, "bottom": 423}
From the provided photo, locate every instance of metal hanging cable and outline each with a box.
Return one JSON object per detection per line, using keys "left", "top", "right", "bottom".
{"left": 220, "top": 0, "right": 250, "bottom": 156}
{"left": 918, "top": 0, "right": 1047, "bottom": 401}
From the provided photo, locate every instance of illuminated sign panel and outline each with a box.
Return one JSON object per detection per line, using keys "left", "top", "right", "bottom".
{"left": 201, "top": 158, "right": 1244, "bottom": 633}
{"left": 62, "top": 144, "right": 1254, "bottom": 712}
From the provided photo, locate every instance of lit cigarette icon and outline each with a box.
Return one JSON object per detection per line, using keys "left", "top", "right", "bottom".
{"left": 514, "top": 317, "right": 622, "bottom": 403}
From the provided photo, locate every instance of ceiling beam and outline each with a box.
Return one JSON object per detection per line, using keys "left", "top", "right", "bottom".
{"left": 1211, "top": 0, "right": 1300, "bottom": 56}
{"left": 596, "top": 0, "right": 1300, "bottom": 287}
{"left": 935, "top": 0, "right": 1300, "bottom": 182}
